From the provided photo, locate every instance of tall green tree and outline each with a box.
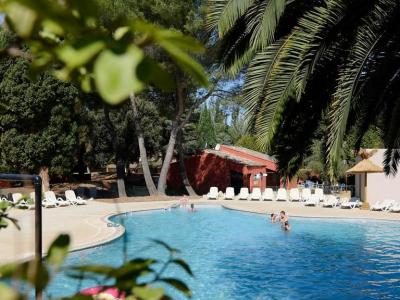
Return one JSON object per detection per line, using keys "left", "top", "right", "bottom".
{"left": 196, "top": 105, "right": 217, "bottom": 148}
{"left": 208, "top": 0, "right": 400, "bottom": 178}
{"left": 0, "top": 57, "right": 81, "bottom": 191}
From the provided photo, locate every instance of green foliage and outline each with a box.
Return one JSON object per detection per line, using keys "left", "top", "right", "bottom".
{"left": 0, "top": 201, "right": 20, "bottom": 230}
{"left": 209, "top": 0, "right": 400, "bottom": 178}
{"left": 235, "top": 135, "right": 262, "bottom": 152}
{"left": 0, "top": 55, "right": 81, "bottom": 177}
{"left": 0, "top": 0, "right": 208, "bottom": 104}
{"left": 196, "top": 106, "right": 217, "bottom": 148}
{"left": 0, "top": 234, "right": 193, "bottom": 299}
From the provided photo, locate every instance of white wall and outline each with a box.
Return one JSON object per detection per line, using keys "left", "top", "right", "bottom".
{"left": 363, "top": 149, "right": 400, "bottom": 204}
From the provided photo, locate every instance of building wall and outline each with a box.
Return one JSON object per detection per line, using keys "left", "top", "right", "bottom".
{"left": 167, "top": 153, "right": 236, "bottom": 195}
{"left": 356, "top": 149, "right": 400, "bottom": 204}
{"left": 167, "top": 152, "right": 274, "bottom": 195}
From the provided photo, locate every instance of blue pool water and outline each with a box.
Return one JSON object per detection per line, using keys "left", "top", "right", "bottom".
{"left": 48, "top": 206, "right": 400, "bottom": 299}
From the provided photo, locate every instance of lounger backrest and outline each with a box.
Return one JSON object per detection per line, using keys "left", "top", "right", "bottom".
{"left": 12, "top": 193, "right": 23, "bottom": 203}
{"left": 263, "top": 188, "right": 273, "bottom": 198}
{"left": 65, "top": 190, "right": 77, "bottom": 201}
{"left": 226, "top": 187, "right": 234, "bottom": 196}
{"left": 290, "top": 188, "right": 300, "bottom": 198}
{"left": 210, "top": 187, "right": 218, "bottom": 194}
{"left": 45, "top": 191, "right": 57, "bottom": 202}
{"left": 302, "top": 188, "right": 311, "bottom": 198}
{"left": 315, "top": 188, "right": 324, "bottom": 198}
{"left": 240, "top": 187, "right": 249, "bottom": 196}
{"left": 29, "top": 192, "right": 35, "bottom": 201}
{"left": 277, "top": 188, "right": 287, "bottom": 199}
{"left": 252, "top": 187, "right": 261, "bottom": 195}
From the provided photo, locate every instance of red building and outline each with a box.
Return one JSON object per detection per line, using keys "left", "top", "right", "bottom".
{"left": 167, "top": 145, "right": 291, "bottom": 195}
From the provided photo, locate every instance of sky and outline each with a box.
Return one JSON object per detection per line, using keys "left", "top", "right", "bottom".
{"left": 0, "top": 14, "right": 4, "bottom": 24}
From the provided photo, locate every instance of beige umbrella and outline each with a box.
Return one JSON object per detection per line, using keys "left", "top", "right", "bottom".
{"left": 346, "top": 151, "right": 383, "bottom": 209}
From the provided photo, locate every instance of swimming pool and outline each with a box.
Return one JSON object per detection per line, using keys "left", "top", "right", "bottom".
{"left": 48, "top": 206, "right": 400, "bottom": 299}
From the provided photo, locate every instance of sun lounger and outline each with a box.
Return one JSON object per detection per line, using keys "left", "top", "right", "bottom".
{"left": 304, "top": 194, "right": 319, "bottom": 206}
{"left": 371, "top": 199, "right": 395, "bottom": 211}
{"left": 340, "top": 197, "right": 360, "bottom": 209}
{"left": 250, "top": 188, "right": 261, "bottom": 201}
{"left": 322, "top": 195, "right": 339, "bottom": 208}
{"left": 207, "top": 187, "right": 219, "bottom": 200}
{"left": 314, "top": 188, "right": 325, "bottom": 202}
{"left": 276, "top": 188, "right": 288, "bottom": 201}
{"left": 45, "top": 191, "right": 70, "bottom": 207}
{"left": 224, "top": 187, "right": 235, "bottom": 200}
{"left": 11, "top": 193, "right": 29, "bottom": 209}
{"left": 238, "top": 187, "right": 249, "bottom": 200}
{"left": 65, "top": 190, "right": 88, "bottom": 205}
{"left": 262, "top": 188, "right": 274, "bottom": 201}
{"left": 289, "top": 188, "right": 301, "bottom": 202}
{"left": 301, "top": 188, "right": 311, "bottom": 202}
{"left": 389, "top": 201, "right": 400, "bottom": 212}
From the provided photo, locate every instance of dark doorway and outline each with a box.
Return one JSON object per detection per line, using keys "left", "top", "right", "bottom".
{"left": 230, "top": 171, "right": 243, "bottom": 195}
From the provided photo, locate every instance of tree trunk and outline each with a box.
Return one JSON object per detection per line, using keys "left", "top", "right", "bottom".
{"left": 177, "top": 135, "right": 197, "bottom": 196}
{"left": 104, "top": 106, "right": 127, "bottom": 198}
{"left": 116, "top": 159, "right": 127, "bottom": 198}
{"left": 129, "top": 93, "right": 158, "bottom": 196}
{"left": 157, "top": 126, "right": 179, "bottom": 194}
{"left": 157, "top": 77, "right": 186, "bottom": 195}
{"left": 39, "top": 166, "right": 50, "bottom": 192}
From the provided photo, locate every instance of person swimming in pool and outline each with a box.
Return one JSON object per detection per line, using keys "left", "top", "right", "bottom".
{"left": 280, "top": 211, "right": 290, "bottom": 231}
{"left": 270, "top": 213, "right": 278, "bottom": 223}
{"left": 189, "top": 203, "right": 196, "bottom": 212}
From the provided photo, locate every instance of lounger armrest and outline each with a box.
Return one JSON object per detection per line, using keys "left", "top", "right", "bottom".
{"left": 76, "top": 196, "right": 83, "bottom": 200}
{"left": 57, "top": 197, "right": 64, "bottom": 202}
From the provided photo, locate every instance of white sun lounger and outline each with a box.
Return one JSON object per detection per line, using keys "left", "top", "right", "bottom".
{"left": 389, "top": 201, "right": 400, "bottom": 212}
{"left": 250, "top": 188, "right": 261, "bottom": 201}
{"left": 301, "top": 188, "right": 311, "bottom": 202}
{"left": 262, "top": 188, "right": 274, "bottom": 201}
{"left": 12, "top": 193, "right": 29, "bottom": 209}
{"left": 207, "top": 187, "right": 219, "bottom": 200}
{"left": 304, "top": 194, "right": 319, "bottom": 206}
{"left": 314, "top": 188, "right": 325, "bottom": 202}
{"left": 238, "top": 188, "right": 249, "bottom": 200}
{"left": 340, "top": 197, "right": 360, "bottom": 209}
{"left": 65, "top": 190, "right": 88, "bottom": 205}
{"left": 289, "top": 188, "right": 301, "bottom": 202}
{"left": 322, "top": 195, "right": 339, "bottom": 208}
{"left": 45, "top": 191, "right": 70, "bottom": 207}
{"left": 276, "top": 188, "right": 288, "bottom": 201}
{"left": 371, "top": 199, "right": 395, "bottom": 211}
{"left": 224, "top": 187, "right": 235, "bottom": 200}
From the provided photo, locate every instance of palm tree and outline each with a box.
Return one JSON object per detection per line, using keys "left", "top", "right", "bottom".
{"left": 207, "top": 0, "right": 400, "bottom": 178}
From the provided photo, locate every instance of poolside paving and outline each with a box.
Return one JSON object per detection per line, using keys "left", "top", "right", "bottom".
{"left": 1, "top": 197, "right": 400, "bottom": 263}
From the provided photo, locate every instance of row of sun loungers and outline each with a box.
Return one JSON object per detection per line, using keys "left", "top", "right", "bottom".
{"left": 0, "top": 190, "right": 90, "bottom": 209}
{"left": 207, "top": 187, "right": 324, "bottom": 202}
{"left": 207, "top": 186, "right": 400, "bottom": 212}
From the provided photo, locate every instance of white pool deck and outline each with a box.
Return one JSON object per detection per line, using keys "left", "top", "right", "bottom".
{"left": 1, "top": 197, "right": 400, "bottom": 263}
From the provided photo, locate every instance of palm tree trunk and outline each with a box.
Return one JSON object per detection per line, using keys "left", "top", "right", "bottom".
{"left": 129, "top": 93, "right": 158, "bottom": 196}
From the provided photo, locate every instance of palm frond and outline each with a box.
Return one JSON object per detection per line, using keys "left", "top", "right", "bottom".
{"left": 247, "top": 0, "right": 286, "bottom": 50}
{"left": 326, "top": 0, "right": 398, "bottom": 178}
{"left": 206, "top": 0, "right": 230, "bottom": 32}
{"left": 217, "top": 0, "right": 256, "bottom": 36}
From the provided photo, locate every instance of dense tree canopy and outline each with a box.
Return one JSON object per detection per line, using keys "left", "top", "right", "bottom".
{"left": 208, "top": 0, "right": 400, "bottom": 178}
{"left": 0, "top": 57, "right": 81, "bottom": 180}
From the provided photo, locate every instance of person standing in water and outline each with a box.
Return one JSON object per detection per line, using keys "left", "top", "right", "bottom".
{"left": 280, "top": 211, "right": 291, "bottom": 231}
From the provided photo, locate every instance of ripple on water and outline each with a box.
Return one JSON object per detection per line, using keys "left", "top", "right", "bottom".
{"left": 47, "top": 207, "right": 400, "bottom": 300}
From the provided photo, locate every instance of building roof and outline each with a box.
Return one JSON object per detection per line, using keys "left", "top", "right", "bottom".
{"left": 346, "top": 158, "right": 383, "bottom": 174}
{"left": 205, "top": 149, "right": 265, "bottom": 167}
{"left": 220, "top": 145, "right": 276, "bottom": 162}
